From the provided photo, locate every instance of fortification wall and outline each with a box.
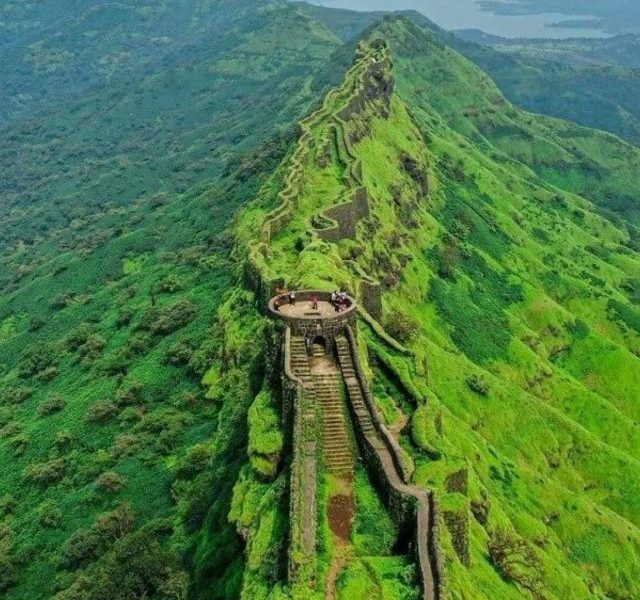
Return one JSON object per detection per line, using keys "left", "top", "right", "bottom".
{"left": 342, "top": 325, "right": 443, "bottom": 600}
{"left": 282, "top": 327, "right": 318, "bottom": 583}
{"left": 359, "top": 278, "right": 383, "bottom": 322}
{"left": 258, "top": 40, "right": 390, "bottom": 249}
{"left": 315, "top": 186, "right": 370, "bottom": 243}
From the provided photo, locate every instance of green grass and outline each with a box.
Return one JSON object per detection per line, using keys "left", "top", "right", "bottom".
{"left": 3, "top": 3, "right": 640, "bottom": 599}
{"left": 235, "top": 13, "right": 640, "bottom": 600}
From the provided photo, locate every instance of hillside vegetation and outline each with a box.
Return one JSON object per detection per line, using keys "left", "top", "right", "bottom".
{"left": 233, "top": 14, "right": 640, "bottom": 600}
{"left": 450, "top": 28, "right": 640, "bottom": 148}
{"left": 1, "top": 2, "right": 640, "bottom": 600}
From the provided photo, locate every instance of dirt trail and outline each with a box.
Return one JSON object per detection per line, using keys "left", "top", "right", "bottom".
{"left": 326, "top": 478, "right": 355, "bottom": 600}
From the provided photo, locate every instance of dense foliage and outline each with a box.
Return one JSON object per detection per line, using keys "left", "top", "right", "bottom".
{"left": 2, "top": 1, "right": 640, "bottom": 599}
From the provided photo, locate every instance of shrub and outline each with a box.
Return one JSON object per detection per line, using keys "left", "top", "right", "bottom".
{"left": 59, "top": 504, "right": 134, "bottom": 571}
{"left": 176, "top": 444, "right": 213, "bottom": 479}
{"left": 115, "top": 380, "right": 143, "bottom": 407}
{"left": 24, "top": 458, "right": 66, "bottom": 487}
{"left": 118, "top": 407, "right": 143, "bottom": 425}
{"left": 164, "top": 339, "right": 194, "bottom": 366}
{"left": 116, "top": 309, "right": 133, "bottom": 328}
{"left": 38, "top": 500, "right": 63, "bottom": 528}
{"left": 86, "top": 401, "right": 118, "bottom": 424}
{"left": 0, "top": 553, "right": 17, "bottom": 593}
{"left": 488, "top": 529, "right": 543, "bottom": 595}
{"left": 466, "top": 374, "right": 489, "bottom": 396}
{"left": 18, "top": 344, "right": 56, "bottom": 377}
{"left": 95, "top": 472, "right": 125, "bottom": 493}
{"left": 65, "top": 325, "right": 94, "bottom": 351}
{"left": 0, "top": 422, "right": 21, "bottom": 438}
{"left": 0, "top": 385, "right": 33, "bottom": 406}
{"left": 141, "top": 300, "right": 197, "bottom": 335}
{"left": 77, "top": 334, "right": 107, "bottom": 364}
{"left": 0, "top": 495, "right": 16, "bottom": 517}
{"left": 38, "top": 394, "right": 66, "bottom": 416}
{"left": 157, "top": 275, "right": 183, "bottom": 294}
{"left": 122, "top": 332, "right": 154, "bottom": 357}
{"left": 247, "top": 390, "right": 283, "bottom": 480}
{"left": 384, "top": 311, "right": 419, "bottom": 344}
{"left": 59, "top": 528, "right": 102, "bottom": 570}
{"left": 55, "top": 429, "right": 74, "bottom": 449}
{"left": 93, "top": 503, "right": 135, "bottom": 540}
{"left": 10, "top": 433, "right": 30, "bottom": 455}
{"left": 36, "top": 366, "right": 59, "bottom": 382}
{"left": 113, "top": 434, "right": 139, "bottom": 458}
{"left": 54, "top": 529, "right": 186, "bottom": 600}
{"left": 0, "top": 407, "right": 11, "bottom": 427}
{"left": 28, "top": 315, "right": 47, "bottom": 331}
{"left": 19, "top": 344, "right": 58, "bottom": 378}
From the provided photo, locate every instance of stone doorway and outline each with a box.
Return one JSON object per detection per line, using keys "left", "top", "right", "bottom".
{"left": 311, "top": 336, "right": 327, "bottom": 358}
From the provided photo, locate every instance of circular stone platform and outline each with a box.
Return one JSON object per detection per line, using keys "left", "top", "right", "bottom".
{"left": 268, "top": 291, "right": 356, "bottom": 321}
{"left": 268, "top": 291, "right": 357, "bottom": 354}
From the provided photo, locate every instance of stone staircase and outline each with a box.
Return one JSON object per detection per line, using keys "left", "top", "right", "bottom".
{"left": 288, "top": 335, "right": 318, "bottom": 556}
{"left": 314, "top": 372, "right": 354, "bottom": 477}
{"left": 290, "top": 336, "right": 312, "bottom": 385}
{"left": 336, "top": 337, "right": 376, "bottom": 439}
{"left": 336, "top": 332, "right": 442, "bottom": 600}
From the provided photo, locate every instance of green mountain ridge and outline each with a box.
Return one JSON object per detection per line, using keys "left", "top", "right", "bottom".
{"left": 230, "top": 15, "right": 640, "bottom": 599}
{"left": 1, "top": 2, "right": 640, "bottom": 600}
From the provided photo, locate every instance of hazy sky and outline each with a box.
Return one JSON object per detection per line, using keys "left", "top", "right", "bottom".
{"left": 310, "top": 0, "right": 609, "bottom": 38}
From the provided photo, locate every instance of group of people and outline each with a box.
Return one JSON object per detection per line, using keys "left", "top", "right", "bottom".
{"left": 331, "top": 290, "right": 350, "bottom": 312}
{"left": 272, "top": 289, "right": 352, "bottom": 313}
{"left": 273, "top": 290, "right": 296, "bottom": 311}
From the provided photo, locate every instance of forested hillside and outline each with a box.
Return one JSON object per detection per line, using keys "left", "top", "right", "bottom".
{"left": 0, "top": 2, "right": 356, "bottom": 598}
{"left": 1, "top": 2, "right": 640, "bottom": 600}
{"left": 452, "top": 28, "right": 640, "bottom": 147}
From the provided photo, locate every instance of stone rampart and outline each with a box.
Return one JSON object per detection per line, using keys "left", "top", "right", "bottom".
{"left": 342, "top": 325, "right": 443, "bottom": 599}
{"left": 315, "top": 187, "right": 369, "bottom": 243}
{"left": 283, "top": 327, "right": 317, "bottom": 584}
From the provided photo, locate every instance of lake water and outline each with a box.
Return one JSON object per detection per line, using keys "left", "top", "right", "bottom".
{"left": 310, "top": 0, "right": 609, "bottom": 38}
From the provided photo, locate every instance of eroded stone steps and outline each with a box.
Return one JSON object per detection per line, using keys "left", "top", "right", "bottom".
{"left": 336, "top": 338, "right": 379, "bottom": 440}
{"left": 313, "top": 372, "right": 354, "bottom": 476}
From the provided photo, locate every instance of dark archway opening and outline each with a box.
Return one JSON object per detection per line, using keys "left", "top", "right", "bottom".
{"left": 310, "top": 336, "right": 326, "bottom": 358}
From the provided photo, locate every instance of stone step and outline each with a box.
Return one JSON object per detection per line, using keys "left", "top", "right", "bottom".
{"left": 324, "top": 433, "right": 349, "bottom": 442}
{"left": 326, "top": 461, "right": 353, "bottom": 471}
{"left": 323, "top": 419, "right": 346, "bottom": 427}
{"left": 326, "top": 457, "right": 353, "bottom": 466}
{"left": 326, "top": 450, "right": 352, "bottom": 459}
{"left": 323, "top": 424, "right": 349, "bottom": 436}
{"left": 325, "top": 448, "right": 351, "bottom": 457}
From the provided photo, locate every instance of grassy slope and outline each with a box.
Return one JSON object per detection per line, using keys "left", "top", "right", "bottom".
{"left": 446, "top": 29, "right": 640, "bottom": 149}
{"left": 0, "top": 3, "right": 362, "bottom": 599}
{"left": 236, "top": 15, "right": 640, "bottom": 600}
{"left": 377, "top": 18, "right": 640, "bottom": 600}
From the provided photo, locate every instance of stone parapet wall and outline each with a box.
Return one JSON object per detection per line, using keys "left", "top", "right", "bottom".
{"left": 359, "top": 278, "right": 383, "bottom": 322}
{"left": 341, "top": 325, "right": 443, "bottom": 600}
{"left": 445, "top": 468, "right": 468, "bottom": 496}
{"left": 443, "top": 502, "right": 470, "bottom": 567}
{"left": 283, "top": 327, "right": 318, "bottom": 584}
{"left": 315, "top": 186, "right": 370, "bottom": 243}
